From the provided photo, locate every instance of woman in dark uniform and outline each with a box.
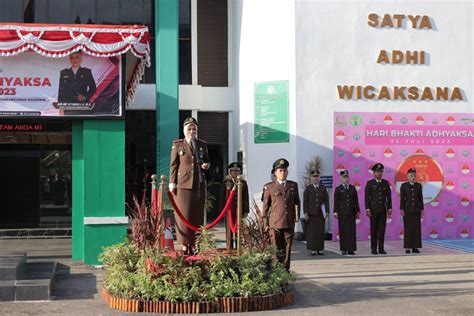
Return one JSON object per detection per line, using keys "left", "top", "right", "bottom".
{"left": 169, "top": 117, "right": 210, "bottom": 255}
{"left": 400, "top": 168, "right": 424, "bottom": 254}
{"left": 303, "top": 170, "right": 329, "bottom": 255}
{"left": 334, "top": 170, "right": 360, "bottom": 255}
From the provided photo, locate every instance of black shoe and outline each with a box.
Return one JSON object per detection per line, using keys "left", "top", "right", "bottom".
{"left": 342, "top": 251, "right": 347, "bottom": 255}
{"left": 405, "top": 249, "right": 411, "bottom": 254}
{"left": 348, "top": 251, "right": 355, "bottom": 255}
{"left": 371, "top": 250, "right": 378, "bottom": 255}
{"left": 317, "top": 251, "right": 324, "bottom": 256}
{"left": 379, "top": 250, "right": 387, "bottom": 255}
{"left": 412, "top": 248, "right": 420, "bottom": 253}
{"left": 310, "top": 251, "right": 317, "bottom": 256}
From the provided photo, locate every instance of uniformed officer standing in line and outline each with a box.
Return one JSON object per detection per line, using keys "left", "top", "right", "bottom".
{"left": 169, "top": 117, "right": 210, "bottom": 255}
{"left": 219, "top": 162, "right": 249, "bottom": 250}
{"left": 303, "top": 170, "right": 329, "bottom": 256}
{"left": 58, "top": 51, "right": 96, "bottom": 104}
{"left": 400, "top": 168, "right": 424, "bottom": 254}
{"left": 334, "top": 170, "right": 360, "bottom": 255}
{"left": 262, "top": 159, "right": 300, "bottom": 270}
{"left": 365, "top": 163, "right": 392, "bottom": 255}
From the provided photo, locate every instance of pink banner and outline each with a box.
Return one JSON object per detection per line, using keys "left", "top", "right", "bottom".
{"left": 333, "top": 112, "right": 473, "bottom": 241}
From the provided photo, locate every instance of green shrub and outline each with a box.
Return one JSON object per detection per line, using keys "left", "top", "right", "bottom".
{"left": 99, "top": 233, "right": 295, "bottom": 302}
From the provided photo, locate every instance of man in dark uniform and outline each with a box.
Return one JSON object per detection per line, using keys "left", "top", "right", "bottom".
{"left": 58, "top": 52, "right": 96, "bottom": 105}
{"left": 400, "top": 168, "right": 424, "bottom": 254}
{"left": 365, "top": 163, "right": 392, "bottom": 255}
{"left": 303, "top": 170, "right": 329, "bottom": 255}
{"left": 219, "top": 162, "right": 249, "bottom": 250}
{"left": 334, "top": 170, "right": 360, "bottom": 255}
{"left": 262, "top": 158, "right": 300, "bottom": 270}
{"left": 169, "top": 117, "right": 210, "bottom": 255}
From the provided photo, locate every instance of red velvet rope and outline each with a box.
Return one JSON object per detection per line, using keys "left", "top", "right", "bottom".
{"left": 206, "top": 189, "right": 235, "bottom": 229}
{"left": 167, "top": 188, "right": 236, "bottom": 232}
{"left": 227, "top": 189, "right": 238, "bottom": 234}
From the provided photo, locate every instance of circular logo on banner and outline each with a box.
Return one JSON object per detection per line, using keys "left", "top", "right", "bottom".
{"left": 395, "top": 154, "right": 444, "bottom": 204}
{"left": 335, "top": 114, "right": 347, "bottom": 127}
{"left": 350, "top": 114, "right": 362, "bottom": 126}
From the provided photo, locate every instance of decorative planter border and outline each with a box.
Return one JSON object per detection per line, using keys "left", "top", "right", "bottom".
{"left": 102, "top": 288, "right": 293, "bottom": 313}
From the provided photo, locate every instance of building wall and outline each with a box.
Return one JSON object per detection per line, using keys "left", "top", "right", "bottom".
{"left": 295, "top": 0, "right": 473, "bottom": 186}
{"left": 133, "top": 0, "right": 473, "bottom": 217}
{"left": 230, "top": 0, "right": 473, "bottom": 208}
{"left": 231, "top": 0, "right": 297, "bottom": 203}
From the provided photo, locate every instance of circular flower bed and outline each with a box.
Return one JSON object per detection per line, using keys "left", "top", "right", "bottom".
{"left": 99, "top": 195, "right": 295, "bottom": 313}
{"left": 99, "top": 239, "right": 294, "bottom": 313}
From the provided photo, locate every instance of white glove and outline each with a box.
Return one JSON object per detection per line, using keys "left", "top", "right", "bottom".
{"left": 169, "top": 183, "right": 176, "bottom": 191}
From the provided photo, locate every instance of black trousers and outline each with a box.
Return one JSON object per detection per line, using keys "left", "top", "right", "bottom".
{"left": 370, "top": 212, "right": 387, "bottom": 252}
{"left": 403, "top": 213, "right": 422, "bottom": 249}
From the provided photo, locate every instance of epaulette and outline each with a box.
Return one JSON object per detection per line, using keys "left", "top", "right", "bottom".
{"left": 263, "top": 181, "right": 273, "bottom": 191}
{"left": 171, "top": 139, "right": 183, "bottom": 149}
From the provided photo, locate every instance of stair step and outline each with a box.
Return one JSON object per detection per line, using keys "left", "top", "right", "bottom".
{"left": 15, "top": 262, "right": 57, "bottom": 301}
{"left": 0, "top": 281, "right": 15, "bottom": 301}
{"left": 0, "top": 253, "right": 27, "bottom": 281}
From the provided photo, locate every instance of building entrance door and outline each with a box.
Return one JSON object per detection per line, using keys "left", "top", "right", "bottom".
{"left": 0, "top": 147, "right": 40, "bottom": 229}
{"left": 0, "top": 120, "right": 72, "bottom": 237}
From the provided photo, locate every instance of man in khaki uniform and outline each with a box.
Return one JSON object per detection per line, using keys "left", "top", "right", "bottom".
{"left": 169, "top": 117, "right": 210, "bottom": 255}
{"left": 262, "top": 158, "right": 300, "bottom": 270}
{"left": 219, "top": 162, "right": 249, "bottom": 250}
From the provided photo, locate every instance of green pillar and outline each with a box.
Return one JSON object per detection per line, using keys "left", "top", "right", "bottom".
{"left": 72, "top": 120, "right": 127, "bottom": 265}
{"left": 156, "top": 0, "right": 179, "bottom": 177}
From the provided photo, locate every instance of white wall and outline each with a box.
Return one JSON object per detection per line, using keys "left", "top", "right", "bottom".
{"left": 295, "top": 0, "right": 473, "bottom": 187}
{"left": 129, "top": 84, "right": 235, "bottom": 112}
{"left": 232, "top": 0, "right": 297, "bottom": 202}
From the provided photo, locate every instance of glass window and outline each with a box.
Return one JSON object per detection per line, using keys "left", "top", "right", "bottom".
{"left": 72, "top": 0, "right": 97, "bottom": 24}
{"left": 179, "top": 0, "right": 191, "bottom": 84}
{"left": 179, "top": 39, "right": 192, "bottom": 84}
{"left": 144, "top": 0, "right": 153, "bottom": 31}
{"left": 179, "top": 0, "right": 191, "bottom": 39}
{"left": 33, "top": 0, "right": 49, "bottom": 23}
{"left": 121, "top": 0, "right": 144, "bottom": 25}
{"left": 48, "top": 0, "right": 73, "bottom": 23}
{"left": 0, "top": 0, "right": 24, "bottom": 22}
{"left": 97, "top": 0, "right": 119, "bottom": 24}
